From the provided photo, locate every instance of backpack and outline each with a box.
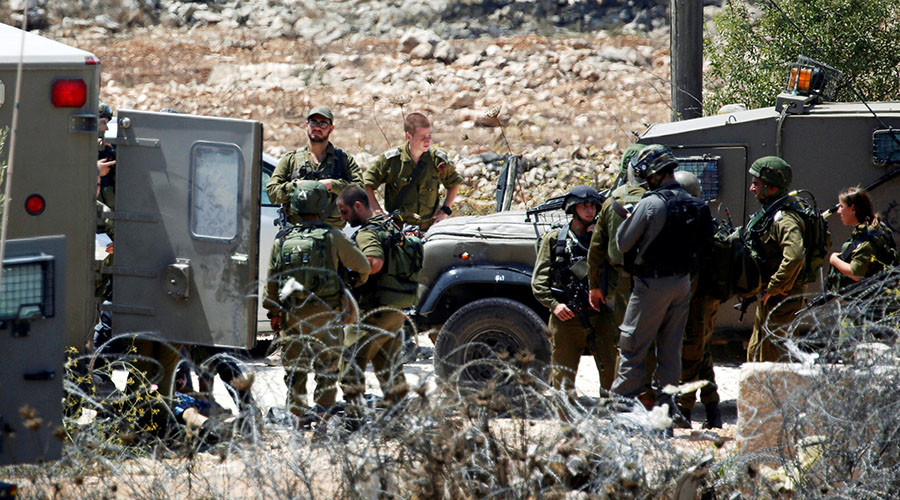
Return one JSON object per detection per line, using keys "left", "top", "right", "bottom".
{"left": 276, "top": 223, "right": 342, "bottom": 302}
{"left": 709, "top": 219, "right": 762, "bottom": 301}
{"left": 747, "top": 191, "right": 831, "bottom": 285}
{"left": 356, "top": 215, "right": 424, "bottom": 307}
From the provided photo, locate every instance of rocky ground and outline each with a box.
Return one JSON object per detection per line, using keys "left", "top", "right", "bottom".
{"left": 6, "top": 0, "right": 724, "bottom": 212}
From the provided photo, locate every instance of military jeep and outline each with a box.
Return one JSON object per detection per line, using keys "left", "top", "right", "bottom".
{"left": 416, "top": 163, "right": 566, "bottom": 385}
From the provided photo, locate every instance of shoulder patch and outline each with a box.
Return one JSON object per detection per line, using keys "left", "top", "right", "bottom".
{"left": 384, "top": 148, "right": 401, "bottom": 159}
{"left": 434, "top": 149, "right": 450, "bottom": 163}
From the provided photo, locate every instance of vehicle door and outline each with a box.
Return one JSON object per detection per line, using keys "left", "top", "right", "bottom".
{"left": 108, "top": 110, "right": 262, "bottom": 348}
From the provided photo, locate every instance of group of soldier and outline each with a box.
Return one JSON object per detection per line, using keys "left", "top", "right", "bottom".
{"left": 533, "top": 142, "right": 899, "bottom": 431}
{"left": 94, "top": 102, "right": 898, "bottom": 436}
{"left": 261, "top": 107, "right": 462, "bottom": 425}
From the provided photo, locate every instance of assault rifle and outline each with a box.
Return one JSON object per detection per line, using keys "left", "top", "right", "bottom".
{"left": 551, "top": 265, "right": 592, "bottom": 330}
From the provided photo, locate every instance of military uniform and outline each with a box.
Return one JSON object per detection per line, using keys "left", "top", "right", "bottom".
{"left": 533, "top": 226, "right": 619, "bottom": 391}
{"left": 264, "top": 222, "right": 370, "bottom": 415}
{"left": 676, "top": 276, "right": 721, "bottom": 415}
{"left": 342, "top": 214, "right": 415, "bottom": 403}
{"left": 363, "top": 143, "right": 462, "bottom": 231}
{"left": 745, "top": 200, "right": 807, "bottom": 362}
{"left": 265, "top": 144, "right": 363, "bottom": 228}
{"left": 826, "top": 221, "right": 898, "bottom": 291}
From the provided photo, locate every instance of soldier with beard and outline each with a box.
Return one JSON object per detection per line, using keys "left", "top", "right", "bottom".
{"left": 266, "top": 107, "right": 363, "bottom": 229}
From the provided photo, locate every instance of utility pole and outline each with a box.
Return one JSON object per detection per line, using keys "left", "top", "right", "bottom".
{"left": 670, "top": 0, "right": 703, "bottom": 121}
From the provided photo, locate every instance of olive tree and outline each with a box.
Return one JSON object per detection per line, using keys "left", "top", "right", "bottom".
{"left": 704, "top": 0, "right": 900, "bottom": 113}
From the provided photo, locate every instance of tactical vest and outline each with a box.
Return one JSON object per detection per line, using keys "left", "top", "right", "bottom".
{"left": 353, "top": 214, "right": 423, "bottom": 308}
{"left": 826, "top": 222, "right": 899, "bottom": 291}
{"left": 276, "top": 223, "right": 341, "bottom": 305}
{"left": 746, "top": 192, "right": 830, "bottom": 284}
{"left": 629, "top": 186, "right": 710, "bottom": 278}
{"left": 549, "top": 223, "right": 591, "bottom": 286}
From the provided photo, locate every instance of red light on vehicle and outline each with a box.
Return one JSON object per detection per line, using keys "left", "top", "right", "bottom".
{"left": 51, "top": 79, "right": 87, "bottom": 107}
{"left": 25, "top": 194, "right": 45, "bottom": 215}
{"left": 85, "top": 55, "right": 100, "bottom": 65}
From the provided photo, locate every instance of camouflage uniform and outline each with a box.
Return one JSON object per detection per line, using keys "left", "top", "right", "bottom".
{"left": 746, "top": 199, "right": 807, "bottom": 362}
{"left": 341, "top": 214, "right": 415, "bottom": 403}
{"left": 363, "top": 143, "right": 462, "bottom": 231}
{"left": 676, "top": 277, "right": 721, "bottom": 413}
{"left": 264, "top": 220, "right": 370, "bottom": 415}
{"left": 265, "top": 144, "right": 363, "bottom": 229}
{"left": 533, "top": 227, "right": 618, "bottom": 392}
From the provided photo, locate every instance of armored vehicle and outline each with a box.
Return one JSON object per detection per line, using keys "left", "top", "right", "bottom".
{"left": 1, "top": 23, "right": 100, "bottom": 465}
{"left": 422, "top": 58, "right": 900, "bottom": 384}
{"left": 1, "top": 23, "right": 263, "bottom": 465}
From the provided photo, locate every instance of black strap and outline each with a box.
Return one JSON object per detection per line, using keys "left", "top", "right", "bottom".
{"left": 334, "top": 148, "right": 346, "bottom": 180}
{"left": 610, "top": 198, "right": 630, "bottom": 219}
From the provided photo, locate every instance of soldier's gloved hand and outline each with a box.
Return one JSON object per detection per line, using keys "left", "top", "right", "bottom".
{"left": 270, "top": 315, "right": 282, "bottom": 332}
{"left": 589, "top": 288, "right": 605, "bottom": 311}
{"left": 553, "top": 303, "right": 575, "bottom": 321}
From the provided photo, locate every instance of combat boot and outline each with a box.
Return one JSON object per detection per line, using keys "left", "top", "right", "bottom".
{"left": 703, "top": 402, "right": 723, "bottom": 429}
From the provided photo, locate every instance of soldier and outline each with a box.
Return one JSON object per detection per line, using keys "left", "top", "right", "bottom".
{"left": 673, "top": 171, "right": 722, "bottom": 429}
{"left": 337, "top": 186, "right": 417, "bottom": 405}
{"left": 97, "top": 103, "right": 116, "bottom": 210}
{"left": 613, "top": 145, "right": 713, "bottom": 426}
{"left": 363, "top": 112, "right": 462, "bottom": 231}
{"left": 826, "top": 186, "right": 899, "bottom": 291}
{"left": 263, "top": 180, "right": 371, "bottom": 421}
{"left": 265, "top": 107, "right": 363, "bottom": 229}
{"left": 745, "top": 156, "right": 806, "bottom": 362}
{"left": 587, "top": 144, "right": 647, "bottom": 395}
{"left": 532, "top": 186, "right": 618, "bottom": 395}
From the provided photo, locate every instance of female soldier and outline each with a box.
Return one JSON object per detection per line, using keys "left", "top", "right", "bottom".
{"left": 826, "top": 187, "right": 898, "bottom": 292}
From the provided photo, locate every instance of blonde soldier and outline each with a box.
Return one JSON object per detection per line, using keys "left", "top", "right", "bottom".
{"left": 266, "top": 107, "right": 363, "bottom": 229}
{"left": 532, "top": 186, "right": 618, "bottom": 395}
{"left": 364, "top": 112, "right": 462, "bottom": 231}
{"left": 264, "top": 181, "right": 370, "bottom": 422}
{"left": 338, "top": 186, "right": 418, "bottom": 405}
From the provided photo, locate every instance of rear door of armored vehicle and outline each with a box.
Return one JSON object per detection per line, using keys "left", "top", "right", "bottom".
{"left": 108, "top": 110, "right": 262, "bottom": 348}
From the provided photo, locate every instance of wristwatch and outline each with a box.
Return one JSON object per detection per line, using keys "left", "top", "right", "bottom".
{"left": 440, "top": 205, "right": 452, "bottom": 215}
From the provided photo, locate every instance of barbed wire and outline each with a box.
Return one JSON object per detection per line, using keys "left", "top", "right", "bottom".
{"left": 2, "top": 268, "right": 900, "bottom": 498}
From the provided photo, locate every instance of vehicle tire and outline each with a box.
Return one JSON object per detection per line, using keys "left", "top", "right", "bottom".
{"left": 435, "top": 298, "right": 550, "bottom": 389}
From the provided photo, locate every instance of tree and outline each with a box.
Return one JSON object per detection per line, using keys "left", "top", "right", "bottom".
{"left": 704, "top": 0, "right": 900, "bottom": 114}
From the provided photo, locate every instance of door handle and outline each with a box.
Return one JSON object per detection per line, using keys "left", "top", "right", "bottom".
{"left": 231, "top": 253, "right": 249, "bottom": 264}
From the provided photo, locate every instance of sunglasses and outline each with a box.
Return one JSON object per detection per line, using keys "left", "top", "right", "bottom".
{"left": 308, "top": 119, "right": 332, "bottom": 128}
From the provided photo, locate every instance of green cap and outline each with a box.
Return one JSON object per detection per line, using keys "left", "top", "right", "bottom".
{"left": 307, "top": 107, "right": 334, "bottom": 122}
{"left": 748, "top": 156, "right": 792, "bottom": 189}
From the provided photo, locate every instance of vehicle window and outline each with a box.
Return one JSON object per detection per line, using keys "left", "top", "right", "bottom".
{"left": 190, "top": 142, "right": 241, "bottom": 241}
{"left": 261, "top": 168, "right": 273, "bottom": 205}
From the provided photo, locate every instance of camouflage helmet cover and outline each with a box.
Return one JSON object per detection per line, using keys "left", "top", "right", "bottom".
{"left": 748, "top": 156, "right": 792, "bottom": 189}
{"left": 563, "top": 185, "right": 603, "bottom": 214}
{"left": 629, "top": 144, "right": 678, "bottom": 180}
{"left": 289, "top": 180, "right": 331, "bottom": 217}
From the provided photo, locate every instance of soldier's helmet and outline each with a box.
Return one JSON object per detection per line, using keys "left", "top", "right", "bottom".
{"left": 674, "top": 170, "right": 702, "bottom": 198}
{"left": 629, "top": 144, "right": 679, "bottom": 180}
{"left": 289, "top": 180, "right": 330, "bottom": 218}
{"left": 619, "top": 143, "right": 648, "bottom": 175}
{"left": 748, "top": 156, "right": 792, "bottom": 189}
{"left": 563, "top": 185, "right": 603, "bottom": 215}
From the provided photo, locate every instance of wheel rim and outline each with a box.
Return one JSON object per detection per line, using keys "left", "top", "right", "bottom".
{"left": 457, "top": 325, "right": 527, "bottom": 384}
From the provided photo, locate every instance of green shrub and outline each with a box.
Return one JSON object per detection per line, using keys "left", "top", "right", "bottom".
{"left": 705, "top": 0, "right": 900, "bottom": 113}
